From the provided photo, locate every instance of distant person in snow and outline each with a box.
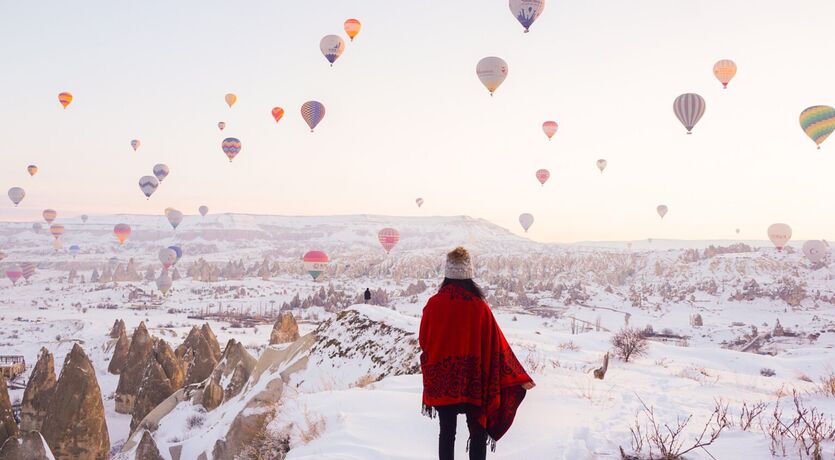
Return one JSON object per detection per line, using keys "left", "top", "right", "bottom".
{"left": 419, "top": 247, "right": 534, "bottom": 460}
{"left": 364, "top": 288, "right": 371, "bottom": 304}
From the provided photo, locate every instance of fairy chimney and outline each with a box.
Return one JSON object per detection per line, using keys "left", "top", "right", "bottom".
{"left": 269, "top": 312, "right": 300, "bottom": 345}
{"left": 134, "top": 430, "right": 163, "bottom": 460}
{"left": 109, "top": 319, "right": 126, "bottom": 338}
{"left": 19, "top": 348, "right": 56, "bottom": 432}
{"left": 130, "top": 339, "right": 186, "bottom": 432}
{"left": 0, "top": 375, "right": 18, "bottom": 447}
{"left": 175, "top": 324, "right": 221, "bottom": 385}
{"left": 115, "top": 322, "right": 154, "bottom": 413}
{"left": 108, "top": 327, "right": 131, "bottom": 375}
{"left": 0, "top": 431, "right": 54, "bottom": 460}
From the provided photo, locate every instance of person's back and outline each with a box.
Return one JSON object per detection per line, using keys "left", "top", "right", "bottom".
{"left": 363, "top": 288, "right": 371, "bottom": 304}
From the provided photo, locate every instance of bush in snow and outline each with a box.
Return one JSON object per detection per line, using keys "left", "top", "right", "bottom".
{"left": 611, "top": 327, "right": 648, "bottom": 363}
{"left": 760, "top": 368, "right": 776, "bottom": 377}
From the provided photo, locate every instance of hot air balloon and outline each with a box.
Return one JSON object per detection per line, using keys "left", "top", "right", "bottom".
{"left": 802, "top": 240, "right": 828, "bottom": 264}
{"left": 713, "top": 60, "right": 737, "bottom": 89}
{"left": 81, "top": 214, "right": 88, "bottom": 223}
{"left": 535, "top": 169, "right": 550, "bottom": 186}
{"left": 32, "top": 223, "right": 42, "bottom": 233}
{"left": 271, "top": 107, "right": 285, "bottom": 124}
{"left": 509, "top": 0, "right": 545, "bottom": 33}
{"left": 27, "top": 165, "right": 38, "bottom": 177}
{"left": 378, "top": 228, "right": 400, "bottom": 254}
{"left": 168, "top": 245, "right": 183, "bottom": 265}
{"left": 799, "top": 106, "right": 835, "bottom": 149}
{"left": 657, "top": 205, "right": 668, "bottom": 219}
{"left": 198, "top": 205, "right": 209, "bottom": 217}
{"left": 519, "top": 213, "right": 534, "bottom": 232}
{"left": 113, "top": 223, "right": 131, "bottom": 245}
{"left": 5, "top": 266, "right": 22, "bottom": 285}
{"left": 131, "top": 139, "right": 141, "bottom": 151}
{"left": 596, "top": 159, "right": 607, "bottom": 173}
{"left": 344, "top": 19, "right": 361, "bottom": 41}
{"left": 156, "top": 270, "right": 172, "bottom": 295}
{"left": 735, "top": 228, "right": 740, "bottom": 235}
{"left": 476, "top": 57, "right": 508, "bottom": 96}
{"left": 139, "top": 176, "right": 159, "bottom": 199}
{"left": 416, "top": 198, "right": 424, "bottom": 208}
{"left": 225, "top": 93, "right": 237, "bottom": 107}
{"left": 767, "top": 223, "right": 792, "bottom": 251}
{"left": 301, "top": 101, "right": 326, "bottom": 132}
{"left": 320, "top": 35, "right": 345, "bottom": 66}
{"left": 218, "top": 121, "right": 226, "bottom": 131}
{"left": 542, "top": 121, "right": 558, "bottom": 140}
{"left": 8, "top": 187, "right": 25, "bottom": 206}
{"left": 49, "top": 224, "right": 64, "bottom": 241}
{"left": 21, "top": 262, "right": 35, "bottom": 281}
{"left": 42, "top": 209, "right": 57, "bottom": 224}
{"left": 69, "top": 245, "right": 80, "bottom": 257}
{"left": 222, "top": 138, "right": 241, "bottom": 162}
{"left": 58, "top": 92, "right": 73, "bottom": 109}
{"left": 303, "top": 250, "right": 329, "bottom": 281}
{"left": 153, "top": 164, "right": 170, "bottom": 182}
{"left": 159, "top": 248, "right": 177, "bottom": 269}
{"left": 167, "top": 209, "right": 183, "bottom": 229}
{"left": 673, "top": 93, "right": 706, "bottom": 134}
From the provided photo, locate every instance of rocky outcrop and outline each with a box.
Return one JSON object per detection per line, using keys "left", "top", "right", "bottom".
{"left": 175, "top": 324, "right": 221, "bottom": 385}
{"left": 0, "top": 431, "right": 54, "bottom": 460}
{"left": 110, "top": 319, "right": 126, "bottom": 338}
{"left": 19, "top": 348, "right": 56, "bottom": 432}
{"left": 269, "top": 312, "right": 300, "bottom": 345}
{"left": 0, "top": 376, "right": 18, "bottom": 448}
{"left": 108, "top": 327, "right": 131, "bottom": 375}
{"left": 134, "top": 430, "right": 163, "bottom": 460}
{"left": 116, "top": 322, "right": 154, "bottom": 413}
{"left": 41, "top": 344, "right": 109, "bottom": 460}
{"left": 130, "top": 339, "right": 186, "bottom": 432}
{"left": 201, "top": 380, "right": 223, "bottom": 411}
{"left": 195, "top": 339, "right": 256, "bottom": 411}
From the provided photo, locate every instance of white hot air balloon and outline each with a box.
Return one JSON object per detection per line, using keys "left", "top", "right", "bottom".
{"left": 656, "top": 205, "right": 668, "bottom": 219}
{"left": 596, "top": 159, "right": 607, "bottom": 173}
{"left": 167, "top": 209, "right": 183, "bottom": 229}
{"left": 509, "top": 0, "right": 545, "bottom": 33}
{"left": 519, "top": 213, "right": 534, "bottom": 232}
{"left": 139, "top": 176, "right": 159, "bottom": 199}
{"left": 802, "top": 240, "right": 828, "bottom": 264}
{"left": 153, "top": 164, "right": 170, "bottom": 182}
{"left": 156, "top": 270, "right": 172, "bottom": 296}
{"left": 767, "top": 223, "right": 792, "bottom": 251}
{"left": 7, "top": 187, "right": 25, "bottom": 206}
{"left": 320, "top": 35, "right": 345, "bottom": 66}
{"left": 476, "top": 57, "right": 508, "bottom": 96}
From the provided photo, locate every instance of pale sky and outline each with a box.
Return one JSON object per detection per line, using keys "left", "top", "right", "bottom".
{"left": 2, "top": 1, "right": 835, "bottom": 243}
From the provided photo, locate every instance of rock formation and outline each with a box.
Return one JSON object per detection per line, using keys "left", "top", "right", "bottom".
{"left": 19, "top": 348, "right": 56, "bottom": 432}
{"left": 0, "top": 431, "right": 54, "bottom": 460}
{"left": 175, "top": 324, "right": 221, "bottom": 385}
{"left": 196, "top": 339, "right": 256, "bottom": 411}
{"left": 130, "top": 339, "right": 185, "bottom": 432}
{"left": 40, "top": 344, "right": 109, "bottom": 460}
{"left": 201, "top": 380, "right": 223, "bottom": 411}
{"left": 116, "top": 322, "right": 154, "bottom": 413}
{"left": 109, "top": 319, "right": 126, "bottom": 338}
{"left": 108, "top": 327, "right": 131, "bottom": 375}
{"left": 269, "top": 312, "right": 300, "bottom": 345}
{"left": 134, "top": 430, "right": 163, "bottom": 460}
{"left": 0, "top": 376, "right": 18, "bottom": 448}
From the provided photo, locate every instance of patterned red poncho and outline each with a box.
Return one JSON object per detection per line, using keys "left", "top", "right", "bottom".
{"left": 419, "top": 284, "right": 533, "bottom": 444}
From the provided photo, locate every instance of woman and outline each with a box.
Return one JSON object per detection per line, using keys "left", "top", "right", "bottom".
{"left": 419, "top": 247, "right": 535, "bottom": 460}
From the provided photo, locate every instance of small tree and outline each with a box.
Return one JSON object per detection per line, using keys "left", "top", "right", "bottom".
{"left": 611, "top": 327, "right": 648, "bottom": 362}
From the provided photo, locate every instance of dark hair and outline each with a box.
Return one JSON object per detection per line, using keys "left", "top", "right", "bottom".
{"left": 440, "top": 278, "right": 485, "bottom": 300}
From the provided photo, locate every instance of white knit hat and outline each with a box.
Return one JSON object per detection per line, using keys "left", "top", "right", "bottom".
{"left": 445, "top": 247, "right": 475, "bottom": 280}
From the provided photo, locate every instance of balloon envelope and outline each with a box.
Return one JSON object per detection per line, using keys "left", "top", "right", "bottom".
{"left": 49, "top": 224, "right": 64, "bottom": 240}
{"left": 509, "top": 0, "right": 545, "bottom": 32}
{"left": 303, "top": 250, "right": 329, "bottom": 281}
{"left": 58, "top": 92, "right": 73, "bottom": 108}
{"left": 8, "top": 187, "right": 25, "bottom": 206}
{"left": 713, "top": 60, "right": 737, "bottom": 89}
{"left": 156, "top": 270, "right": 172, "bottom": 295}
{"left": 113, "top": 223, "right": 131, "bottom": 245}
{"left": 222, "top": 138, "right": 242, "bottom": 162}
{"left": 596, "top": 159, "right": 607, "bottom": 173}
{"left": 139, "top": 176, "right": 159, "bottom": 198}
{"left": 344, "top": 19, "right": 361, "bottom": 41}
{"left": 131, "top": 139, "right": 141, "bottom": 151}
{"left": 21, "top": 262, "right": 35, "bottom": 280}
{"left": 657, "top": 205, "right": 668, "bottom": 219}
{"left": 378, "top": 228, "right": 400, "bottom": 253}
{"left": 225, "top": 93, "right": 237, "bottom": 107}
{"left": 767, "top": 223, "right": 792, "bottom": 250}
{"left": 542, "top": 121, "right": 558, "bottom": 140}
{"left": 167, "top": 210, "right": 183, "bottom": 229}
{"left": 301, "top": 101, "right": 326, "bottom": 132}
{"left": 69, "top": 245, "right": 80, "bottom": 256}
{"left": 27, "top": 165, "right": 38, "bottom": 176}
{"left": 519, "top": 213, "right": 534, "bottom": 232}
{"left": 535, "top": 169, "right": 550, "bottom": 185}
{"left": 673, "top": 93, "right": 706, "bottom": 134}
{"left": 218, "top": 121, "right": 226, "bottom": 131}
{"left": 168, "top": 245, "right": 183, "bottom": 265}
{"left": 159, "top": 248, "right": 177, "bottom": 269}
{"left": 199, "top": 205, "right": 209, "bottom": 217}
{"left": 802, "top": 240, "right": 828, "bottom": 264}
{"left": 81, "top": 215, "right": 88, "bottom": 223}
{"left": 416, "top": 198, "right": 424, "bottom": 208}
{"left": 320, "top": 35, "right": 345, "bottom": 65}
{"left": 5, "top": 266, "right": 22, "bottom": 285}
{"left": 476, "top": 57, "right": 508, "bottom": 95}
{"left": 271, "top": 107, "right": 285, "bottom": 123}
{"left": 42, "top": 209, "right": 57, "bottom": 224}
{"left": 153, "top": 164, "right": 170, "bottom": 182}
{"left": 799, "top": 106, "right": 835, "bottom": 148}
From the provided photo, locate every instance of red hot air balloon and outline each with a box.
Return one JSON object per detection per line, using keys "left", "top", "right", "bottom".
{"left": 271, "top": 107, "right": 285, "bottom": 123}
{"left": 378, "top": 228, "right": 400, "bottom": 254}
{"left": 535, "top": 169, "right": 550, "bottom": 186}
{"left": 114, "top": 223, "right": 131, "bottom": 245}
{"left": 542, "top": 121, "right": 558, "bottom": 140}
{"left": 5, "top": 266, "right": 22, "bottom": 285}
{"left": 303, "top": 250, "right": 329, "bottom": 281}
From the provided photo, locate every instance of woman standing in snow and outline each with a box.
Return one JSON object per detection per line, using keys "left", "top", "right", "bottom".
{"left": 419, "top": 247, "right": 535, "bottom": 460}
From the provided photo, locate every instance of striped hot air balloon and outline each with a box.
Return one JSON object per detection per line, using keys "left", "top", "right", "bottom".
{"left": 271, "top": 107, "right": 285, "bottom": 123}
{"left": 222, "top": 138, "right": 241, "bottom": 162}
{"left": 713, "top": 60, "right": 737, "bottom": 89}
{"left": 535, "top": 169, "right": 550, "bottom": 186}
{"left": 542, "top": 121, "right": 558, "bottom": 140}
{"left": 301, "top": 101, "right": 326, "bottom": 132}
{"left": 673, "top": 93, "right": 706, "bottom": 134}
{"left": 344, "top": 19, "right": 362, "bottom": 41}
{"left": 42, "top": 209, "right": 57, "bottom": 224}
{"left": 303, "top": 250, "right": 329, "bottom": 281}
{"left": 58, "top": 92, "right": 73, "bottom": 109}
{"left": 799, "top": 106, "right": 835, "bottom": 149}
{"left": 378, "top": 228, "right": 400, "bottom": 254}
{"left": 21, "top": 262, "right": 35, "bottom": 281}
{"left": 139, "top": 176, "right": 159, "bottom": 198}
{"left": 114, "top": 223, "right": 131, "bottom": 245}
{"left": 49, "top": 224, "right": 65, "bottom": 240}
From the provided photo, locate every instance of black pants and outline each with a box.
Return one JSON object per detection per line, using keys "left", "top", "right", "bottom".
{"left": 436, "top": 404, "right": 487, "bottom": 460}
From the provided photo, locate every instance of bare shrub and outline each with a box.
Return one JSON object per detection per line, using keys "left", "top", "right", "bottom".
{"left": 612, "top": 327, "right": 648, "bottom": 363}
{"left": 351, "top": 373, "right": 377, "bottom": 389}
{"left": 558, "top": 341, "right": 579, "bottom": 352}
{"left": 763, "top": 390, "right": 835, "bottom": 459}
{"left": 239, "top": 425, "right": 290, "bottom": 460}
{"left": 186, "top": 413, "right": 205, "bottom": 430}
{"left": 738, "top": 401, "right": 766, "bottom": 431}
{"left": 760, "top": 368, "right": 776, "bottom": 377}
{"left": 298, "top": 407, "right": 327, "bottom": 444}
{"left": 817, "top": 372, "right": 835, "bottom": 397}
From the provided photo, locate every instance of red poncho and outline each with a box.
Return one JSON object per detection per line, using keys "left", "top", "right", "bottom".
{"left": 419, "top": 284, "right": 533, "bottom": 444}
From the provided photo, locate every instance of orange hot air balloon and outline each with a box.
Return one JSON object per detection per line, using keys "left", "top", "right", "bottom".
{"left": 225, "top": 93, "right": 237, "bottom": 108}
{"left": 344, "top": 19, "right": 362, "bottom": 41}
{"left": 114, "top": 223, "right": 131, "bottom": 245}
{"left": 49, "top": 224, "right": 65, "bottom": 240}
{"left": 27, "top": 165, "right": 38, "bottom": 177}
{"left": 58, "top": 92, "right": 73, "bottom": 109}
{"left": 42, "top": 209, "right": 57, "bottom": 224}
{"left": 271, "top": 107, "right": 285, "bottom": 123}
{"left": 542, "top": 121, "right": 558, "bottom": 140}
{"left": 713, "top": 59, "right": 737, "bottom": 89}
